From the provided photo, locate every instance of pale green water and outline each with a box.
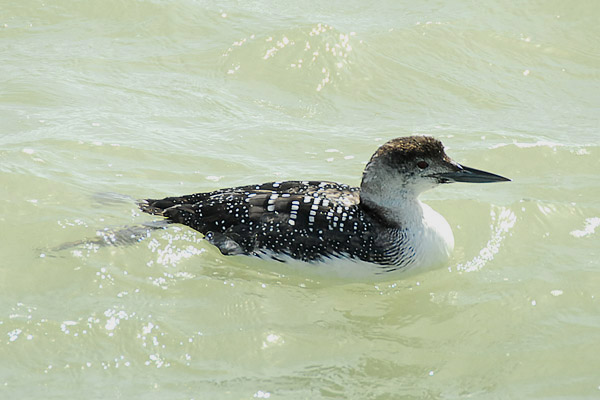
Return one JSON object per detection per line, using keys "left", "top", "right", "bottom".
{"left": 1, "top": 0, "right": 600, "bottom": 398}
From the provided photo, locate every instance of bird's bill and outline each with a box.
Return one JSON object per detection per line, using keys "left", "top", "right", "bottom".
{"left": 436, "top": 164, "right": 511, "bottom": 183}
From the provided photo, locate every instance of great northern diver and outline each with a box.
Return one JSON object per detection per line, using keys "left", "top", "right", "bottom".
{"left": 139, "top": 136, "right": 509, "bottom": 273}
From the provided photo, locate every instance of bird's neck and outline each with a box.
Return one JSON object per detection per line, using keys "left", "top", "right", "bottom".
{"left": 359, "top": 188, "right": 424, "bottom": 228}
{"left": 360, "top": 184, "right": 454, "bottom": 269}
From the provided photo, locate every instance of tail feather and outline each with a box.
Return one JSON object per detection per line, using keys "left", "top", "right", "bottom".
{"left": 139, "top": 199, "right": 202, "bottom": 232}
{"left": 138, "top": 199, "right": 166, "bottom": 215}
{"left": 138, "top": 194, "right": 206, "bottom": 215}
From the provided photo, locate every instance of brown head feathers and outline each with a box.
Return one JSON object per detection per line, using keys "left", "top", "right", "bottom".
{"left": 371, "top": 136, "right": 448, "bottom": 164}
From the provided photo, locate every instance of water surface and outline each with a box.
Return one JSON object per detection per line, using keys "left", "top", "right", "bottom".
{"left": 1, "top": 0, "right": 600, "bottom": 398}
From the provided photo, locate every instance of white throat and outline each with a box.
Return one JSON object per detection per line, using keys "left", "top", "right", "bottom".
{"left": 360, "top": 165, "right": 455, "bottom": 269}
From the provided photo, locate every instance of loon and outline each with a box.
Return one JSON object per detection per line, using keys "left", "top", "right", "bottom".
{"left": 139, "top": 136, "right": 509, "bottom": 274}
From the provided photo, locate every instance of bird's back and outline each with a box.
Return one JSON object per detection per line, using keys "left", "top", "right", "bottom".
{"left": 140, "top": 180, "right": 413, "bottom": 267}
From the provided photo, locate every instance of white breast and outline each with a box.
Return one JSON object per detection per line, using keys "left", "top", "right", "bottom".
{"left": 406, "top": 201, "right": 454, "bottom": 269}
{"left": 240, "top": 201, "right": 454, "bottom": 280}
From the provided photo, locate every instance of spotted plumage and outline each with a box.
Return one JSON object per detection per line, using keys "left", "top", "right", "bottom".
{"left": 139, "top": 136, "right": 510, "bottom": 273}
{"left": 141, "top": 181, "right": 414, "bottom": 269}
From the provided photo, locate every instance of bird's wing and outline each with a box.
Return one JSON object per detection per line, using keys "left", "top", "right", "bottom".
{"left": 139, "top": 181, "right": 383, "bottom": 261}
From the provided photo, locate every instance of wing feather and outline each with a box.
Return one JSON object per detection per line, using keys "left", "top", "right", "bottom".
{"left": 139, "top": 181, "right": 393, "bottom": 263}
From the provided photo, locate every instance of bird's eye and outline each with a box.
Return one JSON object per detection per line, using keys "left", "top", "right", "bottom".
{"left": 417, "top": 161, "right": 429, "bottom": 169}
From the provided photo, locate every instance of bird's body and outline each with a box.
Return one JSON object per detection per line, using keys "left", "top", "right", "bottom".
{"left": 140, "top": 136, "right": 509, "bottom": 275}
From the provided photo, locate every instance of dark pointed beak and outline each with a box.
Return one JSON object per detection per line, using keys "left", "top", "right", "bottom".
{"left": 435, "top": 163, "right": 511, "bottom": 183}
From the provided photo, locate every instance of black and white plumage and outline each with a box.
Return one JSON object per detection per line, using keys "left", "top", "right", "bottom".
{"left": 141, "top": 181, "right": 414, "bottom": 271}
{"left": 139, "top": 136, "right": 509, "bottom": 274}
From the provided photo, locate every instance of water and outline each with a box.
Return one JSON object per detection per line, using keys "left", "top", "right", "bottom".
{"left": 1, "top": 0, "right": 599, "bottom": 398}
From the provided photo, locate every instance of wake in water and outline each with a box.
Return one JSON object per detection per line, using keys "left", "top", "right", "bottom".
{"left": 47, "top": 192, "right": 173, "bottom": 255}
{"left": 50, "top": 221, "right": 171, "bottom": 253}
